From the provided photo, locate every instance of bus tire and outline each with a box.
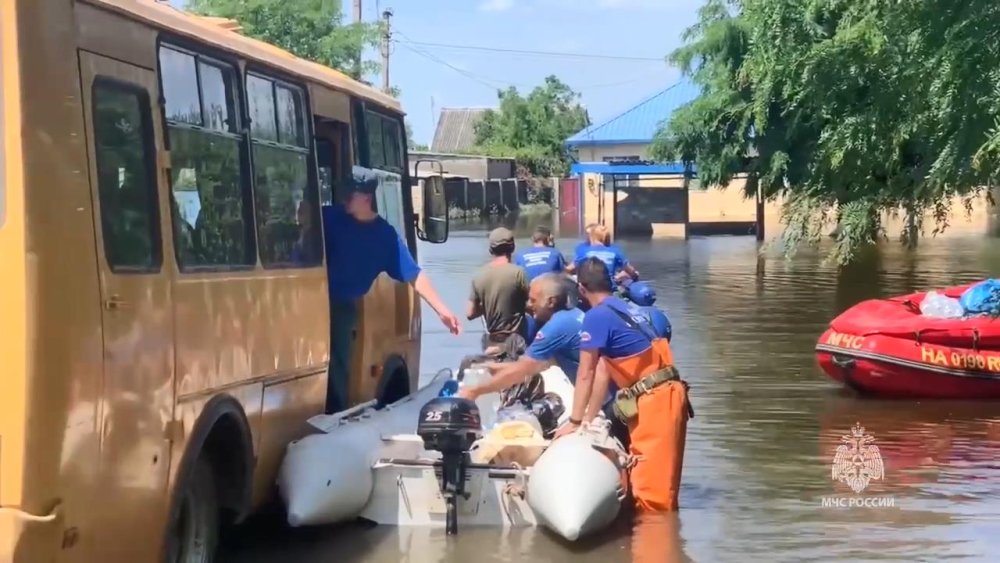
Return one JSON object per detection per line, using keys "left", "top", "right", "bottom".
{"left": 377, "top": 356, "right": 410, "bottom": 407}
{"left": 166, "top": 457, "right": 220, "bottom": 563}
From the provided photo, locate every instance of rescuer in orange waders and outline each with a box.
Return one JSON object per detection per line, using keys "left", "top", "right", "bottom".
{"left": 555, "top": 257, "right": 693, "bottom": 512}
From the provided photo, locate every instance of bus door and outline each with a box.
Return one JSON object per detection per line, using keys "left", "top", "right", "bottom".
{"left": 79, "top": 52, "right": 175, "bottom": 560}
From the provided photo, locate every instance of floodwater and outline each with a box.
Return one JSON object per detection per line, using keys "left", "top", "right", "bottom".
{"left": 222, "top": 215, "right": 1000, "bottom": 562}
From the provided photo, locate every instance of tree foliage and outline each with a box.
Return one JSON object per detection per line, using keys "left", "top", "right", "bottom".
{"left": 405, "top": 120, "right": 429, "bottom": 151}
{"left": 472, "top": 76, "right": 590, "bottom": 177}
{"left": 651, "top": 0, "right": 1000, "bottom": 264}
{"left": 187, "top": 0, "right": 381, "bottom": 78}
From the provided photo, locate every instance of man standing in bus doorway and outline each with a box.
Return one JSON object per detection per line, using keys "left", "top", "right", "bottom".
{"left": 557, "top": 257, "right": 692, "bottom": 512}
{"left": 322, "top": 173, "right": 461, "bottom": 414}
{"left": 467, "top": 227, "right": 530, "bottom": 354}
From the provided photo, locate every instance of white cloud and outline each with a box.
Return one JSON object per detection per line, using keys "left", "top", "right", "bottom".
{"left": 479, "top": 0, "right": 515, "bottom": 12}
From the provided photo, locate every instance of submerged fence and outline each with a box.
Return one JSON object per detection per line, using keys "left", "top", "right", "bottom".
{"left": 444, "top": 177, "right": 554, "bottom": 216}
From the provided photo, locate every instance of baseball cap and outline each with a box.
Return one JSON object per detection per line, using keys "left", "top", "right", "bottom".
{"left": 348, "top": 173, "right": 379, "bottom": 195}
{"left": 488, "top": 227, "right": 515, "bottom": 251}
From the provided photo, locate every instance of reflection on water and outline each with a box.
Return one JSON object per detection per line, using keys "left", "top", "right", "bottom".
{"left": 223, "top": 226, "right": 1000, "bottom": 562}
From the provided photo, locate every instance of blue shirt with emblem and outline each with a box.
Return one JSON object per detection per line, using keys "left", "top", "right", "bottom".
{"left": 514, "top": 246, "right": 566, "bottom": 282}
{"left": 573, "top": 243, "right": 629, "bottom": 283}
{"left": 322, "top": 204, "right": 421, "bottom": 301}
{"left": 579, "top": 296, "right": 657, "bottom": 359}
{"left": 526, "top": 307, "right": 617, "bottom": 406}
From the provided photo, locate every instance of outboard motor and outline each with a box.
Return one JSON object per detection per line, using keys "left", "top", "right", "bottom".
{"left": 417, "top": 396, "right": 483, "bottom": 535}
{"left": 530, "top": 392, "right": 566, "bottom": 439}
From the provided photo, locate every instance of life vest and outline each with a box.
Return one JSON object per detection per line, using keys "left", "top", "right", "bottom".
{"left": 599, "top": 303, "right": 675, "bottom": 387}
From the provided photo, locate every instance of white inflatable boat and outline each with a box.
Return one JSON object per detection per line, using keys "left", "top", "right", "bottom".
{"left": 276, "top": 365, "right": 628, "bottom": 541}
{"left": 277, "top": 369, "right": 451, "bottom": 527}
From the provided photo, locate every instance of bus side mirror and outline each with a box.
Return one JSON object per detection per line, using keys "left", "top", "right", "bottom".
{"left": 417, "top": 176, "right": 449, "bottom": 244}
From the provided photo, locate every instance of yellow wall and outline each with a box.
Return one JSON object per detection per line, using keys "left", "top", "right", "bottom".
{"left": 575, "top": 141, "right": 999, "bottom": 240}
{"left": 688, "top": 176, "right": 758, "bottom": 224}
{"left": 760, "top": 191, "right": 998, "bottom": 241}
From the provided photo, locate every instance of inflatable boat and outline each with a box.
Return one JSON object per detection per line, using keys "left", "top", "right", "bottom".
{"left": 815, "top": 281, "right": 1000, "bottom": 399}
{"left": 277, "top": 365, "right": 628, "bottom": 541}
{"left": 277, "top": 369, "right": 452, "bottom": 526}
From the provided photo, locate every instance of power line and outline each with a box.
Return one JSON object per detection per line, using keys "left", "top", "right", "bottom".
{"left": 395, "top": 41, "right": 509, "bottom": 90}
{"left": 393, "top": 39, "right": 666, "bottom": 63}
{"left": 394, "top": 31, "right": 669, "bottom": 92}
{"left": 397, "top": 40, "right": 667, "bottom": 92}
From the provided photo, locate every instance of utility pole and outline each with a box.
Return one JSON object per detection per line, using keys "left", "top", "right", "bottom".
{"left": 352, "top": 0, "right": 363, "bottom": 79}
{"left": 380, "top": 8, "right": 393, "bottom": 94}
{"left": 382, "top": 8, "right": 392, "bottom": 94}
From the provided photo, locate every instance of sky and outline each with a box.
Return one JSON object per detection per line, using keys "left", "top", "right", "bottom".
{"left": 171, "top": 0, "right": 704, "bottom": 146}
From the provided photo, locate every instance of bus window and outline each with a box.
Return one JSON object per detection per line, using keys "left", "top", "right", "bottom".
{"left": 247, "top": 74, "right": 278, "bottom": 142}
{"left": 158, "top": 45, "right": 253, "bottom": 269}
{"left": 247, "top": 73, "right": 321, "bottom": 267}
{"left": 358, "top": 109, "right": 407, "bottom": 235}
{"left": 316, "top": 138, "right": 334, "bottom": 205}
{"left": 92, "top": 80, "right": 161, "bottom": 271}
{"left": 381, "top": 118, "right": 403, "bottom": 172}
{"left": 159, "top": 47, "right": 201, "bottom": 125}
{"left": 365, "top": 110, "right": 385, "bottom": 170}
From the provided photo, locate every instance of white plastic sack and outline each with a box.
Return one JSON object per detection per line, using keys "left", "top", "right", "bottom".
{"left": 461, "top": 367, "right": 502, "bottom": 429}
{"left": 920, "top": 290, "right": 965, "bottom": 319}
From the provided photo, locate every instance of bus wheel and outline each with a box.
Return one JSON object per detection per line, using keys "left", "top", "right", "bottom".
{"left": 168, "top": 457, "right": 220, "bottom": 563}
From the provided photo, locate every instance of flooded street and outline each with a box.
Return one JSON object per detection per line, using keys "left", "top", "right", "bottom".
{"left": 223, "top": 219, "right": 1000, "bottom": 562}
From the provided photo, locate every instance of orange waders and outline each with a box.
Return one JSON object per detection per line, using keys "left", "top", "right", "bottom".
{"left": 603, "top": 336, "right": 692, "bottom": 512}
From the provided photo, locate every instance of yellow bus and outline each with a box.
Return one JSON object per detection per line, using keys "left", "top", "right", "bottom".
{"left": 0, "top": 1, "right": 449, "bottom": 561}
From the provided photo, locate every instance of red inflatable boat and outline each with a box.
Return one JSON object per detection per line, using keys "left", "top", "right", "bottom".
{"left": 815, "top": 282, "right": 1000, "bottom": 399}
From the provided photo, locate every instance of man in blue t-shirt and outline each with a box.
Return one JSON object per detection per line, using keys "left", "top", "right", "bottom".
{"left": 323, "top": 173, "right": 460, "bottom": 413}
{"left": 557, "top": 257, "right": 660, "bottom": 442}
{"left": 457, "top": 272, "right": 630, "bottom": 447}
{"left": 457, "top": 272, "right": 581, "bottom": 396}
{"left": 514, "top": 226, "right": 567, "bottom": 282}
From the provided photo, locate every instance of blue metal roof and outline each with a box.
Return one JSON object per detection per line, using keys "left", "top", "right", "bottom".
{"left": 565, "top": 78, "right": 701, "bottom": 147}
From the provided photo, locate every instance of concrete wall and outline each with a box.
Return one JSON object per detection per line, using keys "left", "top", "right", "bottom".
{"left": 408, "top": 151, "right": 515, "bottom": 180}
{"left": 412, "top": 177, "right": 529, "bottom": 217}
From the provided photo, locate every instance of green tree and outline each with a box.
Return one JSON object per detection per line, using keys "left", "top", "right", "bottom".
{"left": 651, "top": 0, "right": 1000, "bottom": 265}
{"left": 187, "top": 0, "right": 381, "bottom": 78}
{"left": 405, "top": 120, "right": 429, "bottom": 151}
{"left": 472, "top": 76, "right": 590, "bottom": 177}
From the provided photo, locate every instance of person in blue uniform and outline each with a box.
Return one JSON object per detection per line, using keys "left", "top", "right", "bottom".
{"left": 573, "top": 224, "right": 638, "bottom": 285}
{"left": 514, "top": 226, "right": 567, "bottom": 282}
{"left": 566, "top": 223, "right": 597, "bottom": 275}
{"left": 459, "top": 272, "right": 630, "bottom": 448}
{"left": 558, "top": 257, "right": 691, "bottom": 512}
{"left": 623, "top": 280, "right": 672, "bottom": 341}
{"left": 323, "top": 173, "right": 460, "bottom": 414}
